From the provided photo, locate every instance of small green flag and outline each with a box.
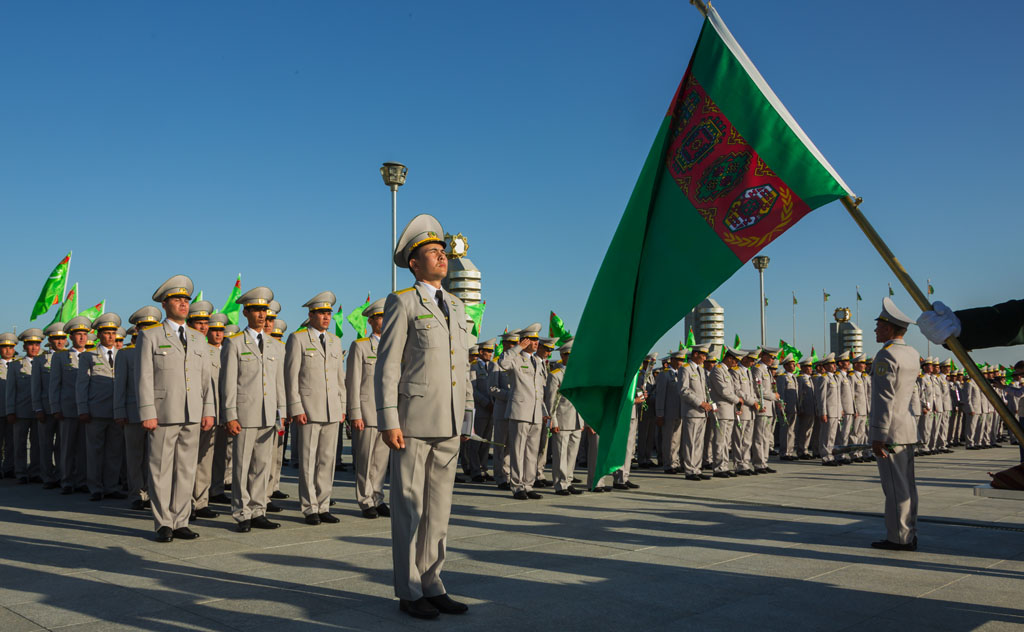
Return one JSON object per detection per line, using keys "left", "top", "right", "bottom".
{"left": 810, "top": 346, "right": 818, "bottom": 365}
{"left": 221, "top": 274, "right": 242, "bottom": 325}
{"left": 792, "top": 294, "right": 798, "bottom": 305}
{"left": 678, "top": 340, "right": 684, "bottom": 351}
{"left": 465, "top": 302, "right": 485, "bottom": 338}
{"left": 346, "top": 293, "right": 371, "bottom": 339}
{"left": 823, "top": 290, "right": 830, "bottom": 302}
{"left": 192, "top": 291, "right": 204, "bottom": 304}
{"left": 856, "top": 289, "right": 862, "bottom": 301}
{"left": 79, "top": 299, "right": 105, "bottom": 322}
{"left": 49, "top": 283, "right": 79, "bottom": 326}
{"left": 495, "top": 327, "right": 508, "bottom": 359}
{"left": 686, "top": 328, "right": 696, "bottom": 348}
{"left": 779, "top": 339, "right": 802, "bottom": 362}
{"left": 764, "top": 296, "right": 769, "bottom": 307}
{"left": 549, "top": 311, "right": 572, "bottom": 345}
{"left": 927, "top": 281, "right": 935, "bottom": 296}
{"left": 734, "top": 333, "right": 741, "bottom": 349}
{"left": 888, "top": 283, "right": 895, "bottom": 297}
{"left": 30, "top": 251, "right": 71, "bottom": 320}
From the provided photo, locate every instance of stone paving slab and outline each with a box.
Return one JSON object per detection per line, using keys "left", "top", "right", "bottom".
{"left": 0, "top": 447, "right": 1022, "bottom": 630}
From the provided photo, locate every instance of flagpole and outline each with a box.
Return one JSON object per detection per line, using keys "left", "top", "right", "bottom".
{"left": 822, "top": 290, "right": 827, "bottom": 352}
{"left": 855, "top": 284, "right": 860, "bottom": 324}
{"left": 791, "top": 292, "right": 796, "bottom": 346}
{"left": 839, "top": 195, "right": 1024, "bottom": 446}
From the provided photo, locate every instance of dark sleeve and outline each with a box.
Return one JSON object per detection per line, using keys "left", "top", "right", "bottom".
{"left": 954, "top": 299, "right": 1024, "bottom": 350}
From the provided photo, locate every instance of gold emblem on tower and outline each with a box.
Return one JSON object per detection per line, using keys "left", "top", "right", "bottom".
{"left": 445, "top": 232, "right": 469, "bottom": 259}
{"left": 833, "top": 307, "right": 852, "bottom": 323}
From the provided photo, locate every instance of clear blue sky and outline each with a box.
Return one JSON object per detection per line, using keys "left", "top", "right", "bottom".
{"left": 2, "top": 0, "right": 1022, "bottom": 366}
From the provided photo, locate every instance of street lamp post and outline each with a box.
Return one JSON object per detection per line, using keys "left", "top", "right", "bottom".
{"left": 752, "top": 255, "right": 770, "bottom": 347}
{"left": 380, "top": 161, "right": 408, "bottom": 292}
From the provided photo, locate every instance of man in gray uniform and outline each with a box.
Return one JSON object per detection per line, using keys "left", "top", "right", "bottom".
{"left": 777, "top": 355, "right": 800, "bottom": 460}
{"left": 0, "top": 332, "right": 16, "bottom": 478}
{"left": 751, "top": 348, "right": 779, "bottom": 474}
{"left": 468, "top": 338, "right": 497, "bottom": 483}
{"left": 816, "top": 353, "right": 841, "bottom": 465}
{"left": 77, "top": 313, "right": 126, "bottom": 500}
{"left": 732, "top": 351, "right": 758, "bottom": 475}
{"left": 7, "top": 329, "right": 44, "bottom": 483}
{"left": 869, "top": 298, "right": 920, "bottom": 551}
{"left": 375, "top": 213, "right": 473, "bottom": 619}
{"left": 347, "top": 297, "right": 391, "bottom": 519}
{"left": 501, "top": 322, "right": 547, "bottom": 499}
{"left": 136, "top": 275, "right": 216, "bottom": 542}
{"left": 33, "top": 323, "right": 67, "bottom": 488}
{"left": 796, "top": 358, "right": 816, "bottom": 459}
{"left": 679, "top": 344, "right": 713, "bottom": 480}
{"left": 547, "top": 340, "right": 584, "bottom": 495}
{"left": 710, "top": 348, "right": 744, "bottom": 477}
{"left": 655, "top": 351, "right": 684, "bottom": 473}
{"left": 205, "top": 314, "right": 232, "bottom": 504}
{"left": 636, "top": 352, "right": 659, "bottom": 468}
{"left": 115, "top": 306, "right": 162, "bottom": 510}
{"left": 287, "top": 291, "right": 346, "bottom": 525}
{"left": 535, "top": 337, "right": 557, "bottom": 487}
{"left": 489, "top": 331, "right": 518, "bottom": 490}
{"left": 187, "top": 301, "right": 222, "bottom": 521}
{"left": 51, "top": 317, "right": 91, "bottom": 493}
{"left": 222, "top": 286, "right": 286, "bottom": 533}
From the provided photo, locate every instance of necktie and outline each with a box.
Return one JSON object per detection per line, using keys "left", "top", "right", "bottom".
{"left": 107, "top": 350, "right": 113, "bottom": 368}
{"left": 178, "top": 326, "right": 187, "bottom": 351}
{"left": 435, "top": 289, "right": 449, "bottom": 323}
{"left": 319, "top": 332, "right": 326, "bottom": 351}
{"left": 257, "top": 333, "right": 263, "bottom": 353}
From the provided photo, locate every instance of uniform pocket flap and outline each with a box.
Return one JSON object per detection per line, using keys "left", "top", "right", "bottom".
{"left": 399, "top": 382, "right": 427, "bottom": 397}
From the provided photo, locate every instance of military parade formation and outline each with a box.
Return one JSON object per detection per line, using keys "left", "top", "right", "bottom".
{"left": 0, "top": 213, "right": 1020, "bottom": 617}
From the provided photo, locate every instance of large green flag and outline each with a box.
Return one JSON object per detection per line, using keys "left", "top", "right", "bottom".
{"left": 221, "top": 275, "right": 242, "bottom": 325}
{"left": 346, "top": 293, "right": 371, "bottom": 339}
{"left": 549, "top": 311, "right": 572, "bottom": 345}
{"left": 80, "top": 299, "right": 105, "bottom": 323}
{"left": 466, "top": 302, "right": 485, "bottom": 338}
{"left": 49, "top": 283, "right": 79, "bottom": 326}
{"left": 779, "top": 339, "right": 802, "bottom": 362}
{"left": 561, "top": 5, "right": 850, "bottom": 484}
{"left": 30, "top": 252, "right": 71, "bottom": 320}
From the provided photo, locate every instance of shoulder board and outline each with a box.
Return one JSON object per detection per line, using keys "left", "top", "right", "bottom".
{"left": 356, "top": 337, "right": 369, "bottom": 343}
{"left": 395, "top": 287, "right": 415, "bottom": 295}
{"left": 228, "top": 332, "right": 244, "bottom": 338}
{"left": 142, "top": 323, "right": 162, "bottom": 331}
{"left": 882, "top": 342, "right": 893, "bottom": 350}
{"left": 124, "top": 344, "right": 135, "bottom": 349}
{"left": 295, "top": 327, "right": 307, "bottom": 333}
{"left": 550, "top": 367, "right": 562, "bottom": 374}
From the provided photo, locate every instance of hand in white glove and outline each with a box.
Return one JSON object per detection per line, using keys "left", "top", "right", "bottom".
{"left": 917, "top": 300, "right": 962, "bottom": 344}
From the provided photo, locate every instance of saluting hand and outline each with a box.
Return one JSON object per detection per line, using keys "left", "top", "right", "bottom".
{"left": 382, "top": 428, "right": 406, "bottom": 450}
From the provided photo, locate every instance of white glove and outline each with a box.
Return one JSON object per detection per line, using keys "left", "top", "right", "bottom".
{"left": 460, "top": 410, "right": 474, "bottom": 436}
{"left": 917, "top": 300, "right": 961, "bottom": 344}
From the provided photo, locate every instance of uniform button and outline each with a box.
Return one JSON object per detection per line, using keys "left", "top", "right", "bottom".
{"left": 452, "top": 365, "right": 456, "bottom": 370}
{"left": 452, "top": 381, "right": 457, "bottom": 386}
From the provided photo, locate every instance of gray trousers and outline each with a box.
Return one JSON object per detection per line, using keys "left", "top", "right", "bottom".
{"left": 876, "top": 446, "right": 917, "bottom": 544}
{"left": 298, "top": 421, "right": 339, "bottom": 516}
{"left": 536, "top": 422, "right": 551, "bottom": 481}
{"left": 661, "top": 418, "right": 682, "bottom": 470}
{"left": 492, "top": 418, "right": 511, "bottom": 485}
{"left": 232, "top": 425, "right": 275, "bottom": 522}
{"left": 681, "top": 415, "right": 707, "bottom": 476}
{"left": 467, "top": 414, "right": 492, "bottom": 477}
{"left": 614, "top": 413, "right": 638, "bottom": 484}
{"left": 0, "top": 419, "right": 14, "bottom": 474}
{"left": 850, "top": 415, "right": 868, "bottom": 458}
{"left": 779, "top": 407, "right": 799, "bottom": 457}
{"left": 818, "top": 417, "right": 838, "bottom": 463}
{"left": 123, "top": 423, "right": 148, "bottom": 502}
{"left": 586, "top": 430, "right": 611, "bottom": 489}
{"left": 964, "top": 414, "right": 979, "bottom": 447}
{"left": 13, "top": 418, "right": 39, "bottom": 479}
{"left": 352, "top": 423, "right": 389, "bottom": 510}
{"left": 932, "top": 411, "right": 948, "bottom": 450}
{"left": 836, "top": 414, "right": 854, "bottom": 462}
{"left": 211, "top": 426, "right": 231, "bottom": 494}
{"left": 713, "top": 417, "right": 735, "bottom": 473}
{"left": 390, "top": 435, "right": 459, "bottom": 601}
{"left": 731, "top": 415, "right": 754, "bottom": 470}
{"left": 36, "top": 415, "right": 60, "bottom": 484}
{"left": 268, "top": 427, "right": 285, "bottom": 496}
{"left": 551, "top": 429, "right": 582, "bottom": 491}
{"left": 916, "top": 414, "right": 932, "bottom": 451}
{"left": 637, "top": 412, "right": 657, "bottom": 465}
{"left": 59, "top": 418, "right": 87, "bottom": 488}
{"left": 752, "top": 415, "right": 773, "bottom": 469}
{"left": 509, "top": 420, "right": 541, "bottom": 493}
{"left": 86, "top": 418, "right": 124, "bottom": 494}
{"left": 192, "top": 426, "right": 216, "bottom": 509}
{"left": 148, "top": 423, "right": 199, "bottom": 531}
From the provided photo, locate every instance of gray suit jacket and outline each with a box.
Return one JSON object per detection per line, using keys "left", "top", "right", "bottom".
{"left": 136, "top": 321, "right": 215, "bottom": 425}
{"left": 679, "top": 362, "right": 708, "bottom": 419}
{"left": 113, "top": 346, "right": 140, "bottom": 423}
{"left": 869, "top": 338, "right": 921, "bottom": 444}
{"left": 815, "top": 373, "right": 842, "bottom": 418}
{"left": 346, "top": 336, "right": 378, "bottom": 426}
{"left": 488, "top": 359, "right": 513, "bottom": 421}
{"left": 546, "top": 363, "right": 583, "bottom": 431}
{"left": 285, "top": 327, "right": 345, "bottom": 423}
{"left": 374, "top": 284, "right": 473, "bottom": 437}
{"left": 48, "top": 349, "right": 82, "bottom": 418}
{"left": 710, "top": 365, "right": 740, "bottom": 419}
{"left": 750, "top": 363, "right": 777, "bottom": 418}
{"left": 500, "top": 347, "right": 547, "bottom": 423}
{"left": 31, "top": 352, "right": 55, "bottom": 414}
{"left": 77, "top": 347, "right": 117, "bottom": 417}
{"left": 655, "top": 368, "right": 682, "bottom": 420}
{"left": 472, "top": 358, "right": 495, "bottom": 421}
{"left": 221, "top": 329, "right": 285, "bottom": 427}
{"left": 5, "top": 357, "right": 34, "bottom": 418}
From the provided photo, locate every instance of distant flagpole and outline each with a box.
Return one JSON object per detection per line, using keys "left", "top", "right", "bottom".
{"left": 855, "top": 284, "right": 860, "bottom": 324}
{"left": 791, "top": 292, "right": 796, "bottom": 347}
{"left": 822, "top": 289, "right": 829, "bottom": 352}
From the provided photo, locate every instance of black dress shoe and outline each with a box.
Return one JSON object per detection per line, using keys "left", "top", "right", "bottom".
{"left": 871, "top": 538, "right": 916, "bottom": 551}
{"left": 208, "top": 493, "right": 231, "bottom": 504}
{"left": 106, "top": 490, "right": 127, "bottom": 499}
{"left": 590, "top": 486, "right": 605, "bottom": 492}
{"left": 237, "top": 520, "right": 251, "bottom": 533}
{"left": 513, "top": 490, "right": 529, "bottom": 500}
{"left": 713, "top": 472, "right": 730, "bottom": 479}
{"left": 319, "top": 512, "right": 340, "bottom": 523}
{"left": 497, "top": 482, "right": 511, "bottom": 491}
{"left": 224, "top": 483, "right": 232, "bottom": 491}
{"left": 700, "top": 473, "right": 712, "bottom": 480}
{"left": 613, "top": 482, "right": 630, "bottom": 490}
{"left": 251, "top": 516, "right": 280, "bottom": 529}
{"left": 568, "top": 485, "right": 583, "bottom": 494}
{"left": 736, "top": 470, "right": 752, "bottom": 476}
{"left": 131, "top": 499, "right": 147, "bottom": 511}
{"left": 526, "top": 491, "right": 542, "bottom": 499}
{"left": 763, "top": 467, "right": 777, "bottom": 473}
{"left": 571, "top": 477, "right": 582, "bottom": 484}
{"left": 685, "top": 473, "right": 702, "bottom": 481}
{"left": 173, "top": 527, "right": 200, "bottom": 540}
{"left": 375, "top": 504, "right": 391, "bottom": 517}
{"left": 329, "top": 498, "right": 336, "bottom": 506}
{"left": 625, "top": 481, "right": 639, "bottom": 489}
{"left": 555, "top": 489, "right": 570, "bottom": 496}
{"left": 471, "top": 475, "right": 486, "bottom": 483}
{"left": 602, "top": 486, "right": 613, "bottom": 492}
{"left": 270, "top": 490, "right": 289, "bottom": 499}
{"left": 75, "top": 485, "right": 90, "bottom": 493}
{"left": 399, "top": 597, "right": 439, "bottom": 620}
{"left": 61, "top": 486, "right": 74, "bottom": 495}
{"left": 484, "top": 473, "right": 495, "bottom": 481}
{"left": 754, "top": 468, "right": 768, "bottom": 474}
{"left": 265, "top": 501, "right": 283, "bottom": 513}
{"left": 29, "top": 475, "right": 43, "bottom": 483}
{"left": 90, "top": 492, "right": 103, "bottom": 501}
{"left": 305, "top": 513, "right": 321, "bottom": 525}
{"left": 727, "top": 471, "right": 738, "bottom": 477}
{"left": 42, "top": 481, "right": 60, "bottom": 490}
{"left": 18, "top": 477, "right": 29, "bottom": 485}
{"left": 361, "top": 507, "right": 379, "bottom": 519}
{"left": 425, "top": 593, "right": 468, "bottom": 614}
{"left": 155, "top": 526, "right": 173, "bottom": 542}
{"left": 664, "top": 467, "right": 678, "bottom": 474}
{"left": 534, "top": 479, "right": 550, "bottom": 488}
{"left": 195, "top": 507, "right": 218, "bottom": 519}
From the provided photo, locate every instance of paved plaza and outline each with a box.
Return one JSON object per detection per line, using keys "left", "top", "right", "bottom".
{"left": 1, "top": 447, "right": 1023, "bottom": 631}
